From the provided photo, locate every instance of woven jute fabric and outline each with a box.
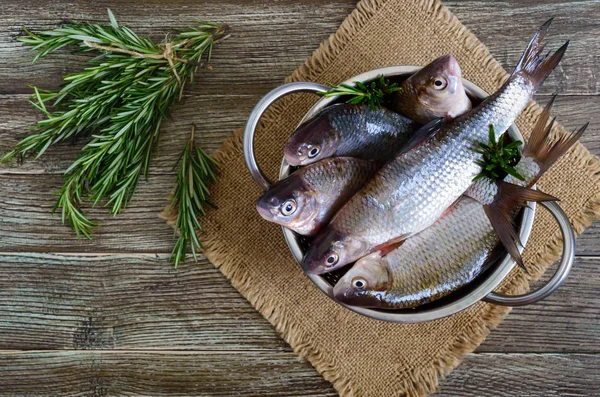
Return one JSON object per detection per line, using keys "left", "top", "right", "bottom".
{"left": 163, "top": 0, "right": 600, "bottom": 395}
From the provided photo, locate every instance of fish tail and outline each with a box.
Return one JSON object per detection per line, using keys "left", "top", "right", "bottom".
{"left": 483, "top": 181, "right": 558, "bottom": 271}
{"left": 512, "top": 18, "right": 568, "bottom": 91}
{"left": 523, "top": 96, "right": 588, "bottom": 182}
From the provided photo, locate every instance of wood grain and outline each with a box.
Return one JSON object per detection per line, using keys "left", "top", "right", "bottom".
{"left": 435, "top": 353, "right": 600, "bottom": 397}
{"left": 1, "top": 171, "right": 599, "bottom": 254}
{"left": 0, "top": 253, "right": 597, "bottom": 353}
{"left": 0, "top": 174, "right": 176, "bottom": 252}
{"left": 0, "top": 0, "right": 599, "bottom": 395}
{"left": 0, "top": 351, "right": 597, "bottom": 396}
{"left": 2, "top": 94, "right": 599, "bottom": 175}
{"left": 0, "top": 350, "right": 338, "bottom": 396}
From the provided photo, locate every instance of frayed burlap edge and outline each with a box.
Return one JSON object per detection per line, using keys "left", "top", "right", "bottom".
{"left": 162, "top": 0, "right": 600, "bottom": 395}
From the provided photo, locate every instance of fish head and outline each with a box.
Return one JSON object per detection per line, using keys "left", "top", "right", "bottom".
{"left": 301, "top": 228, "right": 369, "bottom": 274}
{"left": 333, "top": 252, "right": 391, "bottom": 308}
{"left": 409, "top": 54, "right": 468, "bottom": 118}
{"left": 284, "top": 113, "right": 339, "bottom": 166}
{"left": 256, "top": 173, "right": 319, "bottom": 234}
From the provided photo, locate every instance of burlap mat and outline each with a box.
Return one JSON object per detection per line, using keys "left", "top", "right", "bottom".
{"left": 163, "top": 0, "right": 600, "bottom": 395}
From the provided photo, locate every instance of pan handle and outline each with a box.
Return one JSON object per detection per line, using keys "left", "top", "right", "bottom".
{"left": 243, "top": 82, "right": 330, "bottom": 190}
{"left": 484, "top": 201, "right": 575, "bottom": 307}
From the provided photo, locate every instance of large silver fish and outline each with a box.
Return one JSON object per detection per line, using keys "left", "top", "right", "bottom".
{"left": 303, "top": 19, "right": 568, "bottom": 275}
{"left": 391, "top": 54, "right": 472, "bottom": 124}
{"left": 283, "top": 103, "right": 417, "bottom": 166}
{"left": 256, "top": 157, "right": 379, "bottom": 236}
{"left": 333, "top": 101, "right": 586, "bottom": 309}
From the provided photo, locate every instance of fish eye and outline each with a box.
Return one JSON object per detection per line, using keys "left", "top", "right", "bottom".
{"left": 280, "top": 199, "right": 297, "bottom": 216}
{"left": 352, "top": 277, "right": 367, "bottom": 289}
{"left": 432, "top": 77, "right": 447, "bottom": 90}
{"left": 308, "top": 146, "right": 320, "bottom": 158}
{"left": 325, "top": 252, "right": 339, "bottom": 267}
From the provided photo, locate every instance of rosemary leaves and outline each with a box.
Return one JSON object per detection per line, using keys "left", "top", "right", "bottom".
{"left": 169, "top": 124, "right": 219, "bottom": 268}
{"left": 321, "top": 75, "right": 401, "bottom": 110}
{"left": 2, "top": 10, "right": 229, "bottom": 238}
{"left": 473, "top": 125, "right": 524, "bottom": 182}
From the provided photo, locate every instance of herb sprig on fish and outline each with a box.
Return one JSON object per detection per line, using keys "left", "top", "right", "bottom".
{"left": 1, "top": 9, "right": 229, "bottom": 238}
{"left": 473, "top": 125, "right": 524, "bottom": 182}
{"left": 321, "top": 75, "right": 401, "bottom": 111}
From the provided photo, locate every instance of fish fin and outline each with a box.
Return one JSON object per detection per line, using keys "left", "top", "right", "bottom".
{"left": 372, "top": 236, "right": 407, "bottom": 256}
{"left": 512, "top": 18, "right": 568, "bottom": 91}
{"left": 400, "top": 117, "right": 444, "bottom": 152}
{"left": 523, "top": 98, "right": 588, "bottom": 182}
{"left": 483, "top": 181, "right": 558, "bottom": 271}
{"left": 377, "top": 241, "right": 405, "bottom": 257}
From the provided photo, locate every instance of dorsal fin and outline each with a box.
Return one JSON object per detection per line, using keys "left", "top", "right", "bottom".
{"left": 400, "top": 117, "right": 444, "bottom": 153}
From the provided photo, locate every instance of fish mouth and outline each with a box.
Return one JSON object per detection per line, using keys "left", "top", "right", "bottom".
{"left": 301, "top": 229, "right": 344, "bottom": 275}
{"left": 333, "top": 287, "right": 387, "bottom": 309}
{"left": 255, "top": 201, "right": 275, "bottom": 221}
{"left": 446, "top": 75, "right": 458, "bottom": 94}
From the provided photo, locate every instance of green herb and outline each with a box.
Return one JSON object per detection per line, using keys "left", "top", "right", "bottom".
{"left": 320, "top": 75, "right": 401, "bottom": 111}
{"left": 1, "top": 10, "right": 229, "bottom": 238}
{"left": 473, "top": 125, "right": 524, "bottom": 182}
{"left": 169, "top": 124, "right": 219, "bottom": 268}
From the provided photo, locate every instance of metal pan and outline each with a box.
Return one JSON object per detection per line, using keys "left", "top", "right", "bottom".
{"left": 244, "top": 66, "right": 575, "bottom": 322}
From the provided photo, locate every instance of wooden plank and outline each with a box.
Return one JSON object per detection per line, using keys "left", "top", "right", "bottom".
{"left": 446, "top": 0, "right": 600, "bottom": 96}
{"left": 0, "top": 253, "right": 288, "bottom": 351}
{"left": 0, "top": 0, "right": 356, "bottom": 95}
{"left": 0, "top": 93, "right": 253, "bottom": 174}
{"left": 0, "top": 350, "right": 338, "bottom": 396}
{"left": 0, "top": 253, "right": 597, "bottom": 353}
{"left": 436, "top": 353, "right": 600, "bottom": 397}
{"left": 0, "top": 174, "right": 176, "bottom": 252}
{"left": 0, "top": 0, "right": 597, "bottom": 96}
{"left": 478, "top": 256, "right": 600, "bottom": 353}
{"left": 0, "top": 351, "right": 596, "bottom": 396}
{"left": 2, "top": 93, "right": 599, "bottom": 175}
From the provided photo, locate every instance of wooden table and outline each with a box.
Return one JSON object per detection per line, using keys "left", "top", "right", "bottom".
{"left": 0, "top": 0, "right": 598, "bottom": 395}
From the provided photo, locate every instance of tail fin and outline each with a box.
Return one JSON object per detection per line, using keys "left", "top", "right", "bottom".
{"left": 512, "top": 18, "right": 569, "bottom": 91}
{"left": 523, "top": 96, "right": 588, "bottom": 185}
{"left": 483, "top": 181, "right": 558, "bottom": 271}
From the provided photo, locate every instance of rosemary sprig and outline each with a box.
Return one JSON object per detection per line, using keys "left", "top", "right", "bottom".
{"left": 169, "top": 124, "right": 219, "bottom": 268}
{"left": 1, "top": 10, "right": 229, "bottom": 238}
{"left": 320, "top": 75, "right": 401, "bottom": 111}
{"left": 473, "top": 125, "right": 524, "bottom": 182}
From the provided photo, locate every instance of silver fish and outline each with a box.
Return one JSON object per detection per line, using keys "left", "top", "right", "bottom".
{"left": 256, "top": 157, "right": 379, "bottom": 236}
{"left": 283, "top": 103, "right": 417, "bottom": 166}
{"left": 334, "top": 100, "right": 586, "bottom": 309}
{"left": 302, "top": 19, "right": 568, "bottom": 275}
{"left": 392, "top": 54, "right": 472, "bottom": 123}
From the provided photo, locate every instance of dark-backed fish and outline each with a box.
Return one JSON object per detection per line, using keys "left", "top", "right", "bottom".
{"left": 392, "top": 54, "right": 472, "bottom": 123}
{"left": 283, "top": 103, "right": 417, "bottom": 166}
{"left": 256, "top": 157, "right": 379, "bottom": 236}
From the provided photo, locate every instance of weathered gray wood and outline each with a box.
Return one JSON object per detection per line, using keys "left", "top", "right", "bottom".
{"left": 0, "top": 0, "right": 356, "bottom": 95}
{"left": 0, "top": 253, "right": 288, "bottom": 351}
{"left": 0, "top": 174, "right": 176, "bottom": 252}
{"left": 436, "top": 353, "right": 600, "bottom": 396}
{"left": 1, "top": 0, "right": 597, "bottom": 95}
{"left": 0, "top": 253, "right": 597, "bottom": 353}
{"left": 2, "top": 94, "right": 598, "bottom": 175}
{"left": 1, "top": 171, "right": 599, "bottom": 254}
{"left": 446, "top": 0, "right": 600, "bottom": 96}
{"left": 0, "top": 0, "right": 599, "bottom": 395}
{"left": 0, "top": 350, "right": 338, "bottom": 396}
{"left": 0, "top": 351, "right": 596, "bottom": 396}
